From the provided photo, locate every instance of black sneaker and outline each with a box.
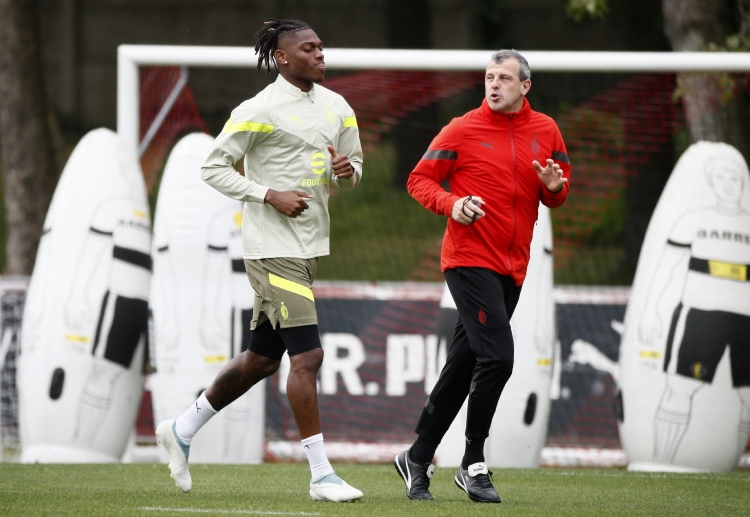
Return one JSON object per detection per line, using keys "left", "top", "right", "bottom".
{"left": 454, "top": 462, "right": 501, "bottom": 503}
{"left": 393, "top": 449, "right": 435, "bottom": 500}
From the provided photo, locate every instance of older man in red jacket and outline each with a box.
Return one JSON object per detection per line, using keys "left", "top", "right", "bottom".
{"left": 394, "top": 49, "right": 570, "bottom": 504}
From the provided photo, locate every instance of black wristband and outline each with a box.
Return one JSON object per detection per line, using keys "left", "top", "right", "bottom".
{"left": 462, "top": 196, "right": 478, "bottom": 222}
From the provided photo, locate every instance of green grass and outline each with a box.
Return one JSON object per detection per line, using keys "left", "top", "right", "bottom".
{"left": 320, "top": 143, "right": 445, "bottom": 282}
{"left": 1, "top": 463, "right": 748, "bottom": 516}
{"left": 554, "top": 245, "right": 631, "bottom": 285}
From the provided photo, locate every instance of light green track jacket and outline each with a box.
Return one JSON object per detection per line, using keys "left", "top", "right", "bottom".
{"left": 201, "top": 74, "right": 363, "bottom": 260}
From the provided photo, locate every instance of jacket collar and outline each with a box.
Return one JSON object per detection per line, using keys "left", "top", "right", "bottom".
{"left": 480, "top": 96, "right": 531, "bottom": 124}
{"left": 276, "top": 74, "right": 317, "bottom": 100}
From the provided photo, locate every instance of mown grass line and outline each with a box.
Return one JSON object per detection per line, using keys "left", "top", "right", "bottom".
{"left": 1, "top": 463, "right": 748, "bottom": 516}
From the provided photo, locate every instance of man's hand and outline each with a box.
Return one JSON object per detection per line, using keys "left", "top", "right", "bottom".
{"left": 264, "top": 189, "right": 314, "bottom": 218}
{"left": 327, "top": 145, "right": 355, "bottom": 179}
{"left": 533, "top": 158, "right": 567, "bottom": 193}
{"left": 451, "top": 195, "right": 485, "bottom": 225}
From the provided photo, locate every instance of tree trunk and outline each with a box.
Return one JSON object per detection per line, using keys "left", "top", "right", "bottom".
{"left": 0, "top": 0, "right": 58, "bottom": 275}
{"left": 662, "top": 0, "right": 750, "bottom": 160}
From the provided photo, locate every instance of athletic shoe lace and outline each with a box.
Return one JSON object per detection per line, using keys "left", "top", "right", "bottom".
{"left": 413, "top": 464, "right": 432, "bottom": 490}
{"left": 473, "top": 470, "right": 495, "bottom": 490}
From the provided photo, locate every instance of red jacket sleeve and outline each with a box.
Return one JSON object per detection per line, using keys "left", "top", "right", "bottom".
{"left": 540, "top": 122, "right": 571, "bottom": 208}
{"left": 406, "top": 119, "right": 464, "bottom": 217}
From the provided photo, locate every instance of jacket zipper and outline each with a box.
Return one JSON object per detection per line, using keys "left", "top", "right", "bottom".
{"left": 507, "top": 115, "right": 518, "bottom": 272}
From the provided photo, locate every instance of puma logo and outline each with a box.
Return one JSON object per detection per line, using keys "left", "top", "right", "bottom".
{"left": 468, "top": 463, "right": 488, "bottom": 476}
{"left": 289, "top": 115, "right": 302, "bottom": 125}
{"left": 481, "top": 142, "right": 494, "bottom": 150}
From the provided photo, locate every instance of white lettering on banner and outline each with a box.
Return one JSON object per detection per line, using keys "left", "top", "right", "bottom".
{"left": 277, "top": 354, "right": 290, "bottom": 394}
{"left": 276, "top": 335, "right": 365, "bottom": 395}
{"left": 275, "top": 333, "right": 446, "bottom": 396}
{"left": 386, "top": 335, "right": 425, "bottom": 396}
{"left": 424, "top": 334, "right": 447, "bottom": 393}
{"left": 321, "top": 333, "right": 366, "bottom": 395}
{"left": 386, "top": 334, "right": 446, "bottom": 396}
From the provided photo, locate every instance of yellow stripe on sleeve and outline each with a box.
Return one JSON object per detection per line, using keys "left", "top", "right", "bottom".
{"left": 343, "top": 116, "right": 358, "bottom": 128}
{"left": 269, "top": 273, "right": 315, "bottom": 301}
{"left": 222, "top": 120, "right": 274, "bottom": 134}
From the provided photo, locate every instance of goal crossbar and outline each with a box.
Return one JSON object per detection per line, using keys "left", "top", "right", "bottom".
{"left": 117, "top": 45, "right": 750, "bottom": 153}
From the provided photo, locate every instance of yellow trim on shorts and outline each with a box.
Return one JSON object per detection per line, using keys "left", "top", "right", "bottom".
{"left": 268, "top": 273, "right": 315, "bottom": 301}
{"left": 343, "top": 116, "right": 358, "bottom": 128}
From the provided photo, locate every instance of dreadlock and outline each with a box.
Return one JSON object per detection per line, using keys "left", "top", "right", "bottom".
{"left": 254, "top": 18, "right": 312, "bottom": 74}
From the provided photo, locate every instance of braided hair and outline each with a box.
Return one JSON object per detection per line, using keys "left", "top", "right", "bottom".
{"left": 254, "top": 18, "right": 312, "bottom": 74}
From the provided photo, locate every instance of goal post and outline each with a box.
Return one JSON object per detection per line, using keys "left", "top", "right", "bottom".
{"left": 117, "top": 45, "right": 750, "bottom": 152}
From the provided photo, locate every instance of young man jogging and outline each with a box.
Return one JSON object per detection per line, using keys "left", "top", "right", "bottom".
{"left": 156, "top": 18, "right": 363, "bottom": 503}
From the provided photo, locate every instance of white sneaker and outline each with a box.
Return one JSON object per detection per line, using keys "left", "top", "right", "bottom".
{"left": 155, "top": 419, "right": 192, "bottom": 492}
{"left": 309, "top": 473, "right": 363, "bottom": 502}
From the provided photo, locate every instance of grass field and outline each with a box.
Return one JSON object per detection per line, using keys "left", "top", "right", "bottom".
{"left": 1, "top": 463, "right": 748, "bottom": 516}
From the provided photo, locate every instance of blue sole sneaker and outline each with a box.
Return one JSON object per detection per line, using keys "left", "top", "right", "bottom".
{"left": 155, "top": 419, "right": 192, "bottom": 492}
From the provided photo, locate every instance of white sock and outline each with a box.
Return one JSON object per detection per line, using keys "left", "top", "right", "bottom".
{"left": 302, "top": 433, "right": 334, "bottom": 482}
{"left": 174, "top": 391, "right": 217, "bottom": 445}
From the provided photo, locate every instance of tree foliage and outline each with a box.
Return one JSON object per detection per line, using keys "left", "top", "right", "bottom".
{"left": 566, "top": 0, "right": 750, "bottom": 160}
{"left": 566, "top": 0, "right": 609, "bottom": 22}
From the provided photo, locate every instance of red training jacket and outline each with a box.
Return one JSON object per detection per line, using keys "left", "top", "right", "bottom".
{"left": 407, "top": 97, "right": 570, "bottom": 286}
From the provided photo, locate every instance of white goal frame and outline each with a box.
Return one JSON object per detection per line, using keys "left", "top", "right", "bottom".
{"left": 114, "top": 46, "right": 750, "bottom": 467}
{"left": 117, "top": 45, "right": 750, "bottom": 152}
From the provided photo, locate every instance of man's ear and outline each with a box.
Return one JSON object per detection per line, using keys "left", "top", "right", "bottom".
{"left": 274, "top": 49, "right": 286, "bottom": 65}
{"left": 522, "top": 80, "right": 531, "bottom": 96}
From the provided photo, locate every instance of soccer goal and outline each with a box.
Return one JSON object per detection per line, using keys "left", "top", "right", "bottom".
{"left": 112, "top": 45, "right": 750, "bottom": 467}
{"left": 0, "top": 278, "right": 29, "bottom": 462}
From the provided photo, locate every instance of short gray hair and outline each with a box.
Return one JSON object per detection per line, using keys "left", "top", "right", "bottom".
{"left": 490, "top": 49, "right": 531, "bottom": 81}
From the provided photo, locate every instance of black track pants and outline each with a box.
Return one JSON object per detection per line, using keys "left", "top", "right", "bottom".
{"left": 415, "top": 267, "right": 521, "bottom": 444}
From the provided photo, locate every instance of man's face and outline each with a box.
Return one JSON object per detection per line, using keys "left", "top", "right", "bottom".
{"left": 275, "top": 29, "right": 325, "bottom": 91}
{"left": 484, "top": 58, "right": 530, "bottom": 113}
{"left": 709, "top": 159, "right": 745, "bottom": 205}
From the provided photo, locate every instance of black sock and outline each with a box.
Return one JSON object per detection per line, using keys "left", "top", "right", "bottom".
{"left": 461, "top": 437, "right": 486, "bottom": 469}
{"left": 409, "top": 435, "right": 438, "bottom": 466}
